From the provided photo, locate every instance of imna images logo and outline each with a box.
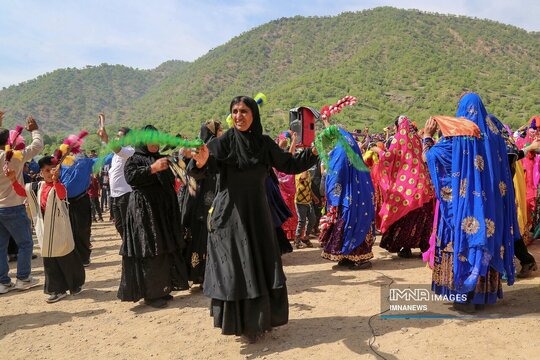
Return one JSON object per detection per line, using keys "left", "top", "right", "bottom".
{"left": 389, "top": 287, "right": 468, "bottom": 303}
{"left": 389, "top": 288, "right": 430, "bottom": 302}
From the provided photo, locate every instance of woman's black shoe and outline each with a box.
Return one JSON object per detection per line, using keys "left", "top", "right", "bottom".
{"left": 517, "top": 262, "right": 538, "bottom": 278}
{"left": 337, "top": 258, "right": 355, "bottom": 267}
{"left": 144, "top": 298, "right": 168, "bottom": 308}
{"left": 349, "top": 261, "right": 373, "bottom": 270}
{"left": 397, "top": 248, "right": 413, "bottom": 258}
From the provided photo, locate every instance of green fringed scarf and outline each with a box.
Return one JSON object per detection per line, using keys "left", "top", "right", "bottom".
{"left": 314, "top": 125, "right": 368, "bottom": 172}
{"left": 94, "top": 129, "right": 203, "bottom": 171}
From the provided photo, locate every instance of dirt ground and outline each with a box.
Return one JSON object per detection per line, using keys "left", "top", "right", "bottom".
{"left": 1, "top": 221, "right": 539, "bottom": 360}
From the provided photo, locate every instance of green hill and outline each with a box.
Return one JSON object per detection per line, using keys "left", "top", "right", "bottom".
{"left": 1, "top": 7, "right": 539, "bottom": 148}
{"left": 0, "top": 61, "right": 188, "bottom": 131}
{"left": 130, "top": 7, "right": 540, "bottom": 135}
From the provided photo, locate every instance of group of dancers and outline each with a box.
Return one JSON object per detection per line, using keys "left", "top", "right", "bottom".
{"left": 0, "top": 91, "right": 538, "bottom": 342}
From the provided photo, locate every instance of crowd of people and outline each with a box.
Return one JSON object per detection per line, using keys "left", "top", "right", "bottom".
{"left": 0, "top": 92, "right": 538, "bottom": 342}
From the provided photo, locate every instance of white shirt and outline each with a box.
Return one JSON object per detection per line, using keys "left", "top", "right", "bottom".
{"left": 108, "top": 146, "right": 134, "bottom": 198}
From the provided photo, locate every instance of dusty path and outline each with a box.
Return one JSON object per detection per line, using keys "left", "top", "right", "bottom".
{"left": 1, "top": 221, "right": 539, "bottom": 359}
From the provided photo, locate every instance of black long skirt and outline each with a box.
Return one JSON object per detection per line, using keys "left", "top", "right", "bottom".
{"left": 186, "top": 219, "right": 207, "bottom": 285}
{"left": 43, "top": 250, "right": 85, "bottom": 294}
{"left": 68, "top": 193, "right": 92, "bottom": 264}
{"left": 117, "top": 252, "right": 188, "bottom": 302}
{"left": 276, "top": 227, "right": 293, "bottom": 255}
{"left": 210, "top": 286, "right": 289, "bottom": 337}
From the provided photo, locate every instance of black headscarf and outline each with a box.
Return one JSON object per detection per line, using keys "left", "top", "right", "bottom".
{"left": 207, "top": 96, "right": 268, "bottom": 169}
{"left": 199, "top": 120, "right": 222, "bottom": 144}
{"left": 135, "top": 125, "right": 161, "bottom": 158}
{"left": 134, "top": 125, "right": 176, "bottom": 190}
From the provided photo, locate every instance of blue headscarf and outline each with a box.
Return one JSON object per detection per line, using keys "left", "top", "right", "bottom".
{"left": 325, "top": 128, "right": 374, "bottom": 254}
{"left": 427, "top": 93, "right": 517, "bottom": 294}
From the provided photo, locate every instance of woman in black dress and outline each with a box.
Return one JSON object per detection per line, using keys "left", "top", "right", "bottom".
{"left": 117, "top": 125, "right": 189, "bottom": 308}
{"left": 190, "top": 96, "right": 318, "bottom": 341}
{"left": 184, "top": 120, "right": 222, "bottom": 286}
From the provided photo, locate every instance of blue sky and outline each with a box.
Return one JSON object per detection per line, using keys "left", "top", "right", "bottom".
{"left": 1, "top": 0, "right": 538, "bottom": 88}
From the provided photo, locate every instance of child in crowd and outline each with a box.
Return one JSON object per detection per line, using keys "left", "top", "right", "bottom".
{"left": 294, "top": 170, "right": 316, "bottom": 249}
{"left": 7, "top": 156, "right": 85, "bottom": 303}
{"left": 88, "top": 173, "right": 103, "bottom": 222}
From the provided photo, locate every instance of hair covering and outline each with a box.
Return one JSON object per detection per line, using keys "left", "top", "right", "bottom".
{"left": 426, "top": 93, "right": 519, "bottom": 295}
{"left": 135, "top": 125, "right": 161, "bottom": 158}
{"left": 377, "top": 116, "right": 435, "bottom": 233}
{"left": 325, "top": 128, "right": 375, "bottom": 254}
{"left": 207, "top": 96, "right": 269, "bottom": 170}
{"left": 199, "top": 120, "right": 222, "bottom": 144}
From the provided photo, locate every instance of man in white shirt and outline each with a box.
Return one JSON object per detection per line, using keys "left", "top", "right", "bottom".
{"left": 0, "top": 115, "right": 44, "bottom": 293}
{"left": 98, "top": 127, "right": 134, "bottom": 239}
